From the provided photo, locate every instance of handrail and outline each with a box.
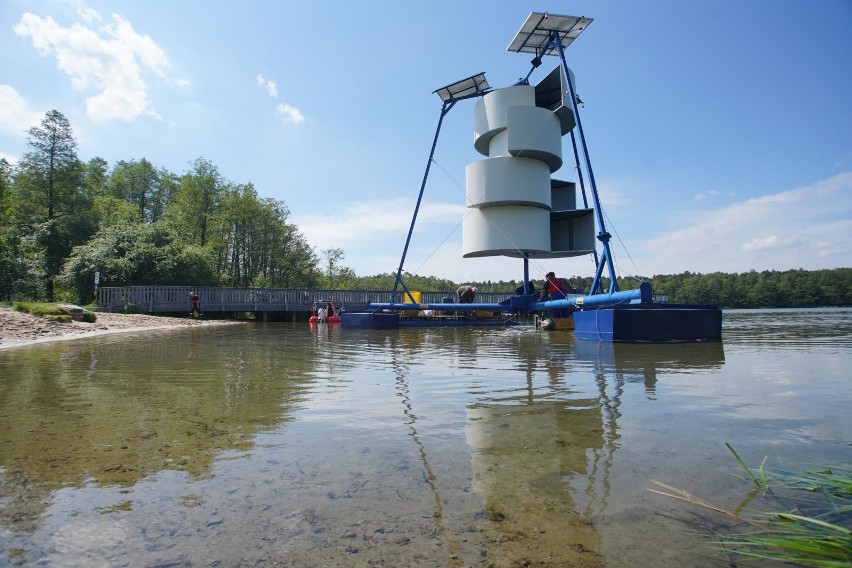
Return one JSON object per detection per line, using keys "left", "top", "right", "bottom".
{"left": 96, "top": 285, "right": 671, "bottom": 313}
{"left": 96, "top": 286, "right": 515, "bottom": 313}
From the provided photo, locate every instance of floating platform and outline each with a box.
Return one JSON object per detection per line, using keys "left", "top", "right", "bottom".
{"left": 341, "top": 311, "right": 517, "bottom": 329}
{"left": 573, "top": 303, "right": 722, "bottom": 342}
{"left": 341, "top": 312, "right": 400, "bottom": 329}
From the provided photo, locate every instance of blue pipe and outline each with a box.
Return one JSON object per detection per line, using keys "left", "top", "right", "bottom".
{"left": 368, "top": 283, "right": 651, "bottom": 312}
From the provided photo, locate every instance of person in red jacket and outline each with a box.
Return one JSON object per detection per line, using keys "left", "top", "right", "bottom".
{"left": 189, "top": 291, "right": 202, "bottom": 318}
{"left": 539, "top": 272, "right": 573, "bottom": 318}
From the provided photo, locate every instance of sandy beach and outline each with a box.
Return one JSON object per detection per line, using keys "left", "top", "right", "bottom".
{"left": 0, "top": 306, "right": 242, "bottom": 350}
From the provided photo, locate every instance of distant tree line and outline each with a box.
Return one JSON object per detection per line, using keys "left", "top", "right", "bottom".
{"left": 460, "top": 269, "right": 852, "bottom": 309}
{"left": 644, "top": 269, "right": 852, "bottom": 308}
{"left": 2, "top": 110, "right": 848, "bottom": 309}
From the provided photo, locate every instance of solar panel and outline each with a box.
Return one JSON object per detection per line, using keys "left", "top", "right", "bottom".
{"left": 433, "top": 72, "right": 490, "bottom": 102}
{"left": 507, "top": 12, "right": 593, "bottom": 56}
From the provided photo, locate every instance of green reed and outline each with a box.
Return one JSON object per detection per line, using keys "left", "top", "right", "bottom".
{"left": 649, "top": 445, "right": 851, "bottom": 567}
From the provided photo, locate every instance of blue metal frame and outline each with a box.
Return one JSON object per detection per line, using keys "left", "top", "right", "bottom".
{"left": 390, "top": 89, "right": 491, "bottom": 306}
{"left": 386, "top": 29, "right": 635, "bottom": 316}
{"left": 351, "top": 15, "right": 723, "bottom": 341}
{"left": 390, "top": 99, "right": 455, "bottom": 306}
{"left": 551, "top": 34, "right": 619, "bottom": 296}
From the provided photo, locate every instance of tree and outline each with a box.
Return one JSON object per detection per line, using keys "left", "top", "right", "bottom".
{"left": 210, "top": 187, "right": 319, "bottom": 288}
{"left": 83, "top": 156, "right": 109, "bottom": 198}
{"left": 60, "top": 223, "right": 218, "bottom": 302}
{"left": 320, "top": 247, "right": 348, "bottom": 289}
{"left": 13, "top": 110, "right": 93, "bottom": 300}
{"left": 0, "top": 158, "right": 26, "bottom": 300}
{"left": 164, "top": 157, "right": 223, "bottom": 247}
{"left": 151, "top": 167, "right": 178, "bottom": 223}
{"left": 107, "top": 158, "right": 161, "bottom": 223}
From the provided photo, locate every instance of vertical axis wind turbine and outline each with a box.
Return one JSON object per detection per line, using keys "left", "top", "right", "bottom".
{"left": 507, "top": 12, "right": 618, "bottom": 296}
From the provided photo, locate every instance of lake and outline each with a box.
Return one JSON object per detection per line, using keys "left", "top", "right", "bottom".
{"left": 1, "top": 308, "right": 850, "bottom": 567}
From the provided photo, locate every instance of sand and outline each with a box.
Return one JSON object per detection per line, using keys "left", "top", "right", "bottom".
{"left": 0, "top": 306, "right": 241, "bottom": 350}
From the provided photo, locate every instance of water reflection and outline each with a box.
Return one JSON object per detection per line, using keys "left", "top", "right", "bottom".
{"left": 575, "top": 341, "right": 726, "bottom": 397}
{"left": 389, "top": 345, "right": 465, "bottom": 561}
{"left": 724, "top": 308, "right": 852, "bottom": 349}
{"left": 0, "top": 326, "right": 315, "bottom": 533}
{"left": 1, "top": 314, "right": 845, "bottom": 567}
{"left": 465, "top": 333, "right": 726, "bottom": 566}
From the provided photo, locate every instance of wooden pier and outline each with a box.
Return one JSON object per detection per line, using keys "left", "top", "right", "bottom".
{"left": 96, "top": 286, "right": 514, "bottom": 321}
{"left": 97, "top": 286, "right": 670, "bottom": 321}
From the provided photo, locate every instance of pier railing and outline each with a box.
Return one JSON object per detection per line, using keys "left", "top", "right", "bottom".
{"left": 97, "top": 286, "right": 670, "bottom": 314}
{"left": 96, "top": 286, "right": 515, "bottom": 314}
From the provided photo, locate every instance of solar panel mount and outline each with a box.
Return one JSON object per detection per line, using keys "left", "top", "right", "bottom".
{"left": 507, "top": 12, "right": 593, "bottom": 57}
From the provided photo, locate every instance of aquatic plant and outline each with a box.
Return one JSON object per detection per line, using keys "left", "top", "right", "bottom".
{"left": 649, "top": 445, "right": 851, "bottom": 567}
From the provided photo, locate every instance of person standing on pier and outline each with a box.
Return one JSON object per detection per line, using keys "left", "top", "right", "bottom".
{"left": 189, "top": 291, "right": 202, "bottom": 319}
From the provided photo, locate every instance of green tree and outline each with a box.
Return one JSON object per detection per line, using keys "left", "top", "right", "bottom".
{"left": 151, "top": 166, "right": 178, "bottom": 223}
{"left": 107, "top": 158, "right": 161, "bottom": 223}
{"left": 247, "top": 199, "right": 319, "bottom": 288}
{"left": 164, "top": 157, "right": 223, "bottom": 246}
{"left": 60, "top": 223, "right": 218, "bottom": 302}
{"left": 13, "top": 110, "right": 93, "bottom": 300}
{"left": 199, "top": 181, "right": 319, "bottom": 288}
{"left": 83, "top": 156, "right": 109, "bottom": 198}
{"left": 210, "top": 182, "right": 259, "bottom": 286}
{"left": 0, "top": 158, "right": 26, "bottom": 300}
{"left": 320, "top": 247, "right": 348, "bottom": 289}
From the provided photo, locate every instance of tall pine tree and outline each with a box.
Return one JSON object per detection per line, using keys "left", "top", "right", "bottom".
{"left": 14, "top": 110, "right": 92, "bottom": 300}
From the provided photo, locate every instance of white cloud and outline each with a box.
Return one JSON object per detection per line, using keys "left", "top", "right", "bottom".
{"left": 0, "top": 85, "right": 43, "bottom": 135}
{"left": 296, "top": 198, "right": 513, "bottom": 281}
{"left": 14, "top": 11, "right": 185, "bottom": 123}
{"left": 258, "top": 74, "right": 300, "bottom": 123}
{"left": 694, "top": 189, "right": 720, "bottom": 201}
{"left": 594, "top": 178, "right": 635, "bottom": 207}
{"left": 257, "top": 74, "right": 277, "bottom": 97}
{"left": 0, "top": 152, "right": 20, "bottom": 165}
{"left": 296, "top": 174, "right": 852, "bottom": 282}
{"left": 294, "top": 197, "right": 573, "bottom": 282}
{"left": 741, "top": 234, "right": 803, "bottom": 253}
{"left": 256, "top": 74, "right": 278, "bottom": 97}
{"left": 275, "top": 103, "right": 304, "bottom": 124}
{"left": 632, "top": 172, "right": 852, "bottom": 275}
{"left": 296, "top": 198, "right": 464, "bottom": 249}
{"left": 72, "top": 0, "right": 101, "bottom": 23}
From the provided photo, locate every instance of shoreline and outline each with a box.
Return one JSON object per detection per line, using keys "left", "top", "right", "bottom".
{"left": 0, "top": 306, "right": 244, "bottom": 350}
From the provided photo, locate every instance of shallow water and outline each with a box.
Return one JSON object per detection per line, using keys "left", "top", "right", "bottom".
{"left": 0, "top": 308, "right": 849, "bottom": 567}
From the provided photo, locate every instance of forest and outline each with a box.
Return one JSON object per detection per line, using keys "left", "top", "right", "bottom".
{"left": 1, "top": 110, "right": 849, "bottom": 310}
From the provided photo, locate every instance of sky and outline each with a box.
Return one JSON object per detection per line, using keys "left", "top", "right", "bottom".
{"left": 1, "top": 0, "right": 851, "bottom": 284}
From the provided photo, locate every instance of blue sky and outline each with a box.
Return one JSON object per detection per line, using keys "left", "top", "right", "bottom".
{"left": 2, "top": 0, "right": 851, "bottom": 283}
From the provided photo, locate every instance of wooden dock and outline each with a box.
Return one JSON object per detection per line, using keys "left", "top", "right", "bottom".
{"left": 96, "top": 286, "right": 513, "bottom": 321}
